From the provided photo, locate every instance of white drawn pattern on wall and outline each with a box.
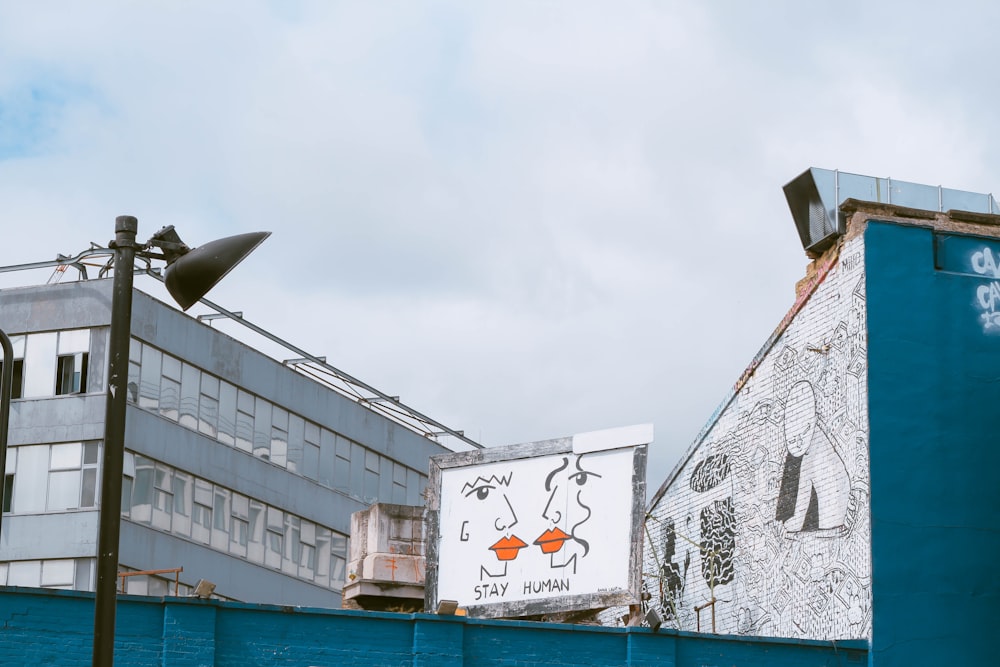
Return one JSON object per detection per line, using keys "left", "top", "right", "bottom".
{"left": 643, "top": 234, "right": 871, "bottom": 641}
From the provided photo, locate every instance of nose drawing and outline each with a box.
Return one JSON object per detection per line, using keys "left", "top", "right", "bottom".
{"left": 495, "top": 494, "right": 519, "bottom": 532}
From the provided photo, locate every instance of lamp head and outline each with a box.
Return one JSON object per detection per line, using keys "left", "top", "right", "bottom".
{"left": 164, "top": 231, "right": 270, "bottom": 310}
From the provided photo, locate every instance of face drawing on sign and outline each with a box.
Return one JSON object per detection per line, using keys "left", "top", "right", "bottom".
{"left": 534, "top": 455, "right": 601, "bottom": 574}
{"left": 460, "top": 471, "right": 526, "bottom": 579}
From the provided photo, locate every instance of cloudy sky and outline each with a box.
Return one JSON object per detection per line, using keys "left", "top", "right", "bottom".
{"left": 1, "top": 1, "right": 998, "bottom": 487}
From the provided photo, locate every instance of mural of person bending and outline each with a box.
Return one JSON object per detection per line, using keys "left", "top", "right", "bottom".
{"left": 776, "top": 381, "right": 851, "bottom": 532}
{"left": 533, "top": 454, "right": 602, "bottom": 574}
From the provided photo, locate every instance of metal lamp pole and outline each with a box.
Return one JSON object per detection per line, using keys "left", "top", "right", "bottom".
{"left": 89, "top": 216, "right": 268, "bottom": 666}
{"left": 92, "top": 216, "right": 138, "bottom": 667}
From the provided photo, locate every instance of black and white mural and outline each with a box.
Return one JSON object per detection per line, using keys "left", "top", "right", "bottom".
{"left": 643, "top": 234, "right": 872, "bottom": 640}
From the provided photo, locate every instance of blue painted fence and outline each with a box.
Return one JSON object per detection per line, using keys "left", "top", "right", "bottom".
{"left": 0, "top": 586, "right": 865, "bottom": 666}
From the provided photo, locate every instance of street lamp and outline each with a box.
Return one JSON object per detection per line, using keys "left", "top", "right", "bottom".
{"left": 93, "top": 216, "right": 268, "bottom": 667}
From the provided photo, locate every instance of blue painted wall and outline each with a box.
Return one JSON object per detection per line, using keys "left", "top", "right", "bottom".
{"left": 865, "top": 220, "right": 1000, "bottom": 667}
{"left": 0, "top": 587, "right": 866, "bottom": 666}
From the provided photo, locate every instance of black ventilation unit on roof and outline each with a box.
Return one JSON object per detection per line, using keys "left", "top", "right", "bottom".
{"left": 783, "top": 167, "right": 1000, "bottom": 255}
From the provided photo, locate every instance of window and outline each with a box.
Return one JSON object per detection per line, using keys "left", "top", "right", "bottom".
{"left": 0, "top": 333, "right": 26, "bottom": 399}
{"left": 314, "top": 527, "right": 332, "bottom": 587}
{"left": 333, "top": 436, "right": 351, "bottom": 492}
{"left": 130, "top": 455, "right": 156, "bottom": 524}
{"left": 127, "top": 338, "right": 141, "bottom": 403}
{"left": 247, "top": 499, "right": 265, "bottom": 563}
{"left": 41, "top": 559, "right": 75, "bottom": 589}
{"left": 0, "top": 358, "right": 24, "bottom": 399}
{"left": 2, "top": 473, "right": 12, "bottom": 512}
{"left": 47, "top": 443, "right": 82, "bottom": 511}
{"left": 303, "top": 422, "right": 320, "bottom": 481}
{"left": 407, "top": 468, "right": 424, "bottom": 505}
{"left": 331, "top": 533, "right": 348, "bottom": 590}
{"left": 235, "top": 390, "right": 254, "bottom": 453}
{"left": 230, "top": 493, "right": 249, "bottom": 556}
{"left": 23, "top": 332, "right": 57, "bottom": 397}
{"left": 392, "top": 463, "right": 408, "bottom": 504}
{"left": 218, "top": 381, "right": 237, "bottom": 447}
{"left": 286, "top": 414, "right": 304, "bottom": 473}
{"left": 56, "top": 353, "right": 88, "bottom": 394}
{"left": 8, "top": 560, "right": 41, "bottom": 587}
{"left": 3, "top": 447, "right": 14, "bottom": 512}
{"left": 122, "top": 452, "right": 134, "bottom": 515}
{"left": 253, "top": 398, "right": 272, "bottom": 461}
{"left": 179, "top": 363, "right": 200, "bottom": 430}
{"left": 159, "top": 354, "right": 182, "bottom": 421}
{"left": 199, "top": 374, "right": 220, "bottom": 438}
{"left": 299, "top": 520, "right": 316, "bottom": 577}
{"left": 76, "top": 559, "right": 94, "bottom": 592}
{"left": 283, "top": 514, "right": 301, "bottom": 575}
{"left": 270, "top": 407, "right": 288, "bottom": 467}
{"left": 211, "top": 487, "right": 230, "bottom": 550}
{"left": 265, "top": 508, "right": 283, "bottom": 569}
{"left": 138, "top": 345, "right": 162, "bottom": 410}
{"left": 171, "top": 472, "right": 192, "bottom": 538}
{"left": 81, "top": 443, "right": 99, "bottom": 508}
{"left": 192, "top": 479, "right": 213, "bottom": 545}
{"left": 152, "top": 464, "right": 173, "bottom": 530}
{"left": 364, "top": 449, "right": 380, "bottom": 501}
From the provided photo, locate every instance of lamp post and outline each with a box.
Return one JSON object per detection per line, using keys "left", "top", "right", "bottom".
{"left": 92, "top": 216, "right": 268, "bottom": 667}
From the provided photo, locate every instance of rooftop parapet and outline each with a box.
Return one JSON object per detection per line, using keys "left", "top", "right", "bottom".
{"left": 784, "top": 167, "right": 1000, "bottom": 255}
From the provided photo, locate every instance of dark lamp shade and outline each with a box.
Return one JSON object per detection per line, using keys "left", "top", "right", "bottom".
{"left": 164, "top": 231, "right": 270, "bottom": 310}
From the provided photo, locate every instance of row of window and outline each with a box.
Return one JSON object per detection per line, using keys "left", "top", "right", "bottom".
{"left": 3, "top": 443, "right": 99, "bottom": 513}
{"left": 0, "top": 558, "right": 222, "bottom": 599}
{"left": 0, "top": 557, "right": 93, "bottom": 590}
{"left": 123, "top": 454, "right": 349, "bottom": 591}
{"left": 0, "top": 329, "right": 90, "bottom": 398}
{"left": 0, "top": 329, "right": 429, "bottom": 508}
{"left": 127, "top": 338, "right": 427, "bottom": 506}
{"left": 2, "top": 444, "right": 349, "bottom": 592}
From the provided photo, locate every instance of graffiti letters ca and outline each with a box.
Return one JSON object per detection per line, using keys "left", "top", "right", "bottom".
{"left": 971, "top": 247, "right": 1000, "bottom": 330}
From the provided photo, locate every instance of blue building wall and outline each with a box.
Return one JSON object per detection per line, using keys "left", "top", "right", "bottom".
{"left": 0, "top": 587, "right": 866, "bottom": 666}
{"left": 865, "top": 220, "right": 1000, "bottom": 667}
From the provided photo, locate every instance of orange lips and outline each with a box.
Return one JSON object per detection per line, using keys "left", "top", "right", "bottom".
{"left": 489, "top": 535, "right": 528, "bottom": 561}
{"left": 533, "top": 527, "right": 570, "bottom": 554}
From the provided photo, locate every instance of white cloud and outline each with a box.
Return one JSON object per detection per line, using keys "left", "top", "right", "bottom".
{"left": 1, "top": 0, "right": 999, "bottom": 487}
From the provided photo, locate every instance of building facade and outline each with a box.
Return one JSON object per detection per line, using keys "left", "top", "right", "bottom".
{"left": 0, "top": 279, "right": 451, "bottom": 607}
{"left": 639, "top": 171, "right": 1000, "bottom": 666}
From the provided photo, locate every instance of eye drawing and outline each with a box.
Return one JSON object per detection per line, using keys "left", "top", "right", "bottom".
{"left": 570, "top": 470, "right": 601, "bottom": 486}
{"left": 465, "top": 483, "right": 495, "bottom": 500}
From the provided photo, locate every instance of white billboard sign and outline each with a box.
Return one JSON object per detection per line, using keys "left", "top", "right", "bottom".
{"left": 425, "top": 425, "right": 649, "bottom": 618}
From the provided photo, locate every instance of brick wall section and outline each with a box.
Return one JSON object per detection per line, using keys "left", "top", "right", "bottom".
{"left": 0, "top": 586, "right": 865, "bottom": 665}
{"left": 643, "top": 233, "right": 871, "bottom": 641}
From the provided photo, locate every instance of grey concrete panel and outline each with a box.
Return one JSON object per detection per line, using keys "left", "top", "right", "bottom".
{"left": 0, "top": 281, "right": 113, "bottom": 333}
{"left": 0, "top": 511, "right": 99, "bottom": 560}
{"left": 8, "top": 395, "right": 107, "bottom": 446}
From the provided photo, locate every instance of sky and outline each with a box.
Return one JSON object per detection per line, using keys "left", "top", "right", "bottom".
{"left": 1, "top": 1, "right": 999, "bottom": 489}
